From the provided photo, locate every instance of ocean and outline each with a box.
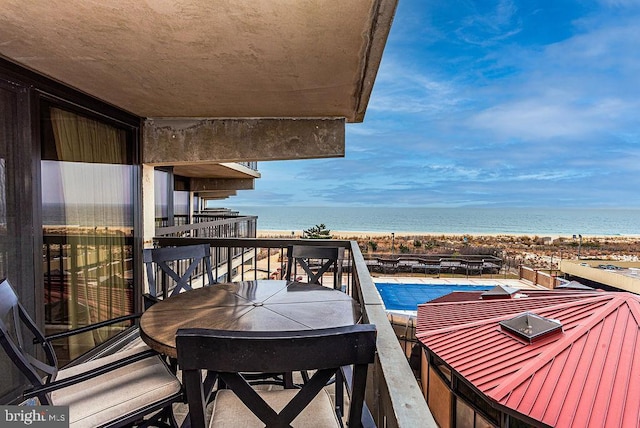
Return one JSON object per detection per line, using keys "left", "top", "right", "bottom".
{"left": 43, "top": 203, "right": 133, "bottom": 227}
{"left": 233, "top": 206, "right": 640, "bottom": 236}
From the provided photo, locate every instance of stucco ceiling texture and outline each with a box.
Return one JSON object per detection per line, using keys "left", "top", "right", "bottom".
{"left": 0, "top": 0, "right": 393, "bottom": 121}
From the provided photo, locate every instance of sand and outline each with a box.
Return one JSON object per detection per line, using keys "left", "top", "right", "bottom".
{"left": 257, "top": 230, "right": 640, "bottom": 270}
{"left": 258, "top": 230, "right": 640, "bottom": 240}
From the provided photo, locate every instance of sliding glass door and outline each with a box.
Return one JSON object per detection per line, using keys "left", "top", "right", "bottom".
{"left": 41, "top": 105, "right": 137, "bottom": 363}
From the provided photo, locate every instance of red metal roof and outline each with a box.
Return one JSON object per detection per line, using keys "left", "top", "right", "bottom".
{"left": 416, "top": 292, "right": 640, "bottom": 427}
{"left": 416, "top": 292, "right": 599, "bottom": 332}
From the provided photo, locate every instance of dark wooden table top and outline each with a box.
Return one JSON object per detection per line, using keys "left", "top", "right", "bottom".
{"left": 139, "top": 279, "right": 361, "bottom": 358}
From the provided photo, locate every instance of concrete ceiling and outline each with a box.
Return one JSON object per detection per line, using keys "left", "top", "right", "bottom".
{"left": 0, "top": 0, "right": 397, "bottom": 122}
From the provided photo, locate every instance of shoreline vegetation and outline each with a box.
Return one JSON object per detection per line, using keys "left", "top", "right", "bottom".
{"left": 258, "top": 230, "right": 640, "bottom": 270}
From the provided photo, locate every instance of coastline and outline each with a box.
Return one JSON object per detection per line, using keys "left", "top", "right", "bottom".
{"left": 243, "top": 206, "right": 640, "bottom": 237}
{"left": 257, "top": 230, "right": 640, "bottom": 239}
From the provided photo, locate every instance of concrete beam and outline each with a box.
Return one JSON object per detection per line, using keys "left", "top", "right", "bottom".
{"left": 143, "top": 118, "right": 345, "bottom": 165}
{"left": 196, "top": 190, "right": 237, "bottom": 199}
{"left": 191, "top": 178, "right": 254, "bottom": 192}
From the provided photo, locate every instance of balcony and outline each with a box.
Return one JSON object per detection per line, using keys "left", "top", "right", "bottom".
{"left": 152, "top": 234, "right": 435, "bottom": 427}
{"left": 41, "top": 217, "right": 435, "bottom": 426}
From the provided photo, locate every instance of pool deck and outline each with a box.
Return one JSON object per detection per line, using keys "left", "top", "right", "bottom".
{"left": 373, "top": 277, "right": 547, "bottom": 289}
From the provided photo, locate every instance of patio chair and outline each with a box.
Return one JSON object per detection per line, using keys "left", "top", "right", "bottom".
{"left": 177, "top": 324, "right": 377, "bottom": 428}
{"left": 0, "top": 278, "right": 182, "bottom": 427}
{"left": 285, "top": 245, "right": 340, "bottom": 287}
{"left": 143, "top": 243, "right": 215, "bottom": 307}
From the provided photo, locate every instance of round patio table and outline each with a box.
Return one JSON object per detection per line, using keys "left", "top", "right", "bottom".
{"left": 139, "top": 279, "right": 361, "bottom": 358}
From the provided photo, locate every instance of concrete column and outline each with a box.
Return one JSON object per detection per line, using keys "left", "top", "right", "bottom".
{"left": 141, "top": 164, "right": 156, "bottom": 249}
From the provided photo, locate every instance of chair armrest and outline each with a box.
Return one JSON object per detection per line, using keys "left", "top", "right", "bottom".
{"left": 39, "top": 313, "right": 142, "bottom": 343}
{"left": 23, "top": 349, "right": 158, "bottom": 399}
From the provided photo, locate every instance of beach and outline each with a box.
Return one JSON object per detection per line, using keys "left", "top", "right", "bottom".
{"left": 258, "top": 230, "right": 640, "bottom": 239}
{"left": 258, "top": 229, "right": 640, "bottom": 241}
{"left": 258, "top": 230, "right": 640, "bottom": 269}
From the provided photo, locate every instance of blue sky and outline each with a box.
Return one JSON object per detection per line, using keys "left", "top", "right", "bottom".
{"left": 230, "top": 0, "right": 640, "bottom": 208}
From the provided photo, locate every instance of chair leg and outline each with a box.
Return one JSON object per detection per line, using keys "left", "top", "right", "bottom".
{"left": 167, "top": 406, "right": 179, "bottom": 428}
{"left": 284, "top": 371, "right": 295, "bottom": 389}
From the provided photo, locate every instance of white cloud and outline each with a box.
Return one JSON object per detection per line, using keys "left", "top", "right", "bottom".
{"left": 368, "top": 60, "right": 466, "bottom": 115}
{"left": 467, "top": 97, "right": 631, "bottom": 140}
{"left": 454, "top": 0, "right": 522, "bottom": 47}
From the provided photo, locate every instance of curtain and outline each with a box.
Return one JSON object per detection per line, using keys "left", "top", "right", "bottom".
{"left": 51, "top": 107, "right": 126, "bottom": 164}
{"left": 45, "top": 108, "right": 132, "bottom": 356}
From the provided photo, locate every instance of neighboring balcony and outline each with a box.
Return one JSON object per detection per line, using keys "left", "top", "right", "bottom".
{"left": 155, "top": 212, "right": 258, "bottom": 237}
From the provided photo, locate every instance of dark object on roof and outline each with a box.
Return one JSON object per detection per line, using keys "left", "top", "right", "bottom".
{"left": 481, "top": 284, "right": 520, "bottom": 299}
{"left": 499, "top": 312, "right": 563, "bottom": 343}
{"left": 555, "top": 280, "right": 594, "bottom": 290}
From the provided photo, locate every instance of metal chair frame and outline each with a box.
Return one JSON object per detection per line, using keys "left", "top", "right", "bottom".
{"left": 0, "top": 278, "right": 182, "bottom": 427}
{"left": 177, "top": 324, "right": 376, "bottom": 428}
{"left": 143, "top": 243, "right": 215, "bottom": 306}
{"left": 285, "top": 245, "right": 340, "bottom": 287}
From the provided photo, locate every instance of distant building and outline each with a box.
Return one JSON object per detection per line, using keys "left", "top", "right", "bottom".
{"left": 560, "top": 259, "right": 640, "bottom": 294}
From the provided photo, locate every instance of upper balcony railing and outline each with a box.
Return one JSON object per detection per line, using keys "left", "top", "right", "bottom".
{"left": 153, "top": 235, "right": 437, "bottom": 427}
{"left": 237, "top": 161, "right": 258, "bottom": 170}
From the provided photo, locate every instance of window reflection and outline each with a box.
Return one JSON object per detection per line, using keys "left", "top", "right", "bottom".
{"left": 41, "top": 106, "right": 135, "bottom": 364}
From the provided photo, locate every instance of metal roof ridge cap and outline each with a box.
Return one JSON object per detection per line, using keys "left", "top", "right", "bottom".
{"left": 489, "top": 294, "right": 624, "bottom": 401}
{"left": 622, "top": 292, "right": 640, "bottom": 325}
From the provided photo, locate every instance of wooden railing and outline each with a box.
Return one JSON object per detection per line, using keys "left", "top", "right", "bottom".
{"left": 153, "top": 236, "right": 437, "bottom": 427}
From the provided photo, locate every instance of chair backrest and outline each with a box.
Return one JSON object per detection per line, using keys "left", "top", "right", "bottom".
{"left": 143, "top": 244, "right": 215, "bottom": 303}
{"left": 0, "top": 279, "right": 58, "bottom": 403}
{"left": 177, "top": 324, "right": 377, "bottom": 428}
{"left": 285, "top": 245, "right": 340, "bottom": 287}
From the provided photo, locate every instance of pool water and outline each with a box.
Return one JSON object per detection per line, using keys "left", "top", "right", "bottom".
{"left": 374, "top": 283, "right": 493, "bottom": 312}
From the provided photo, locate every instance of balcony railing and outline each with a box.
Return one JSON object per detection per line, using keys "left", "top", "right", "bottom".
{"left": 155, "top": 215, "right": 257, "bottom": 240}
{"left": 155, "top": 209, "right": 246, "bottom": 228}
{"left": 154, "top": 236, "right": 436, "bottom": 427}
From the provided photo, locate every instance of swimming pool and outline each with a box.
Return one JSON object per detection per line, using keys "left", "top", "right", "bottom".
{"left": 374, "top": 282, "right": 493, "bottom": 312}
